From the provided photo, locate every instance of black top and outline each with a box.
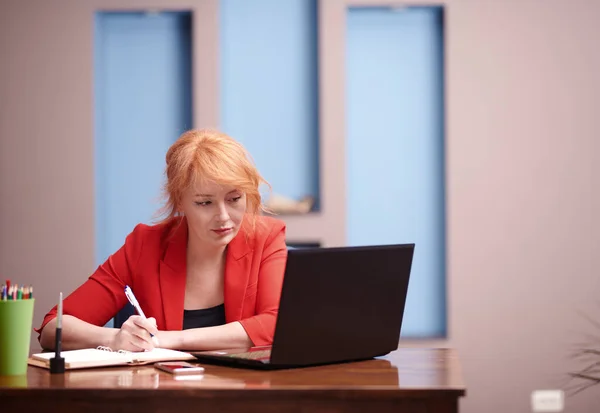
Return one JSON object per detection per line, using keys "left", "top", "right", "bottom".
{"left": 182, "top": 303, "right": 226, "bottom": 330}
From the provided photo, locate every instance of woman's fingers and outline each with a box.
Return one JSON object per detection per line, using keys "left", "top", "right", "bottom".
{"left": 146, "top": 317, "right": 160, "bottom": 346}
{"left": 112, "top": 328, "right": 149, "bottom": 352}
{"left": 131, "top": 316, "right": 159, "bottom": 336}
{"left": 126, "top": 331, "right": 154, "bottom": 351}
{"left": 121, "top": 335, "right": 148, "bottom": 352}
{"left": 120, "top": 316, "right": 157, "bottom": 351}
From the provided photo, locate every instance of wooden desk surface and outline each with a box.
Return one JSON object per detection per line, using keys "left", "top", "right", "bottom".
{"left": 1, "top": 348, "right": 465, "bottom": 413}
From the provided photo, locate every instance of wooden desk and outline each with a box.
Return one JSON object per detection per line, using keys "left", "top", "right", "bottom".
{"left": 0, "top": 348, "right": 465, "bottom": 413}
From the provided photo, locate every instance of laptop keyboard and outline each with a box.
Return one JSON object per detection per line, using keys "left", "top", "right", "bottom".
{"left": 224, "top": 349, "right": 271, "bottom": 360}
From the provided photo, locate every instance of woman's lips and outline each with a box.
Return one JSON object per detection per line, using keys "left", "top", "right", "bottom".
{"left": 212, "top": 227, "right": 233, "bottom": 235}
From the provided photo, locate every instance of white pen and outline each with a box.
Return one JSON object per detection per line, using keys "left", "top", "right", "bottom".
{"left": 124, "top": 285, "right": 158, "bottom": 344}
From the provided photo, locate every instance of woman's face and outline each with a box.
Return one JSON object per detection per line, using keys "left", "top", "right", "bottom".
{"left": 180, "top": 180, "right": 247, "bottom": 249}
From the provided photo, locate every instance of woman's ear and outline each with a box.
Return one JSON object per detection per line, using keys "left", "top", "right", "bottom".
{"left": 174, "top": 202, "right": 183, "bottom": 216}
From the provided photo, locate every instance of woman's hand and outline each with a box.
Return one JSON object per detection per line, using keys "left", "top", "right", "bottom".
{"left": 110, "top": 316, "right": 159, "bottom": 352}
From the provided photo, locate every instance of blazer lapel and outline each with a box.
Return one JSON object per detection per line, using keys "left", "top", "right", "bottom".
{"left": 224, "top": 222, "right": 253, "bottom": 323}
{"left": 159, "top": 218, "right": 188, "bottom": 331}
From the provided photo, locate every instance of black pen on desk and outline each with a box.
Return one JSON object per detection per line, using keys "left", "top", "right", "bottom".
{"left": 50, "top": 292, "right": 65, "bottom": 374}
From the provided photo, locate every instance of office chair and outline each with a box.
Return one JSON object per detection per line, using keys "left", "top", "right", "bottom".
{"left": 113, "top": 303, "right": 137, "bottom": 329}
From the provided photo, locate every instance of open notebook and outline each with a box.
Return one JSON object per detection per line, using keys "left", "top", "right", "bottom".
{"left": 28, "top": 346, "right": 195, "bottom": 370}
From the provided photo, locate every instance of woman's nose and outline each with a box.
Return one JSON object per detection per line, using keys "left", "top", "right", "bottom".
{"left": 215, "top": 202, "right": 230, "bottom": 221}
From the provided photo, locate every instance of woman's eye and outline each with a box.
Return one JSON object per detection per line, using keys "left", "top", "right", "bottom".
{"left": 229, "top": 196, "right": 242, "bottom": 203}
{"left": 195, "top": 201, "right": 211, "bottom": 206}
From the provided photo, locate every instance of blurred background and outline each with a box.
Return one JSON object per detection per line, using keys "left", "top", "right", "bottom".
{"left": 0, "top": 0, "right": 598, "bottom": 411}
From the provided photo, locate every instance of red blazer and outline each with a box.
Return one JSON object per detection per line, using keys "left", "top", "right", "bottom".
{"left": 38, "top": 215, "right": 288, "bottom": 346}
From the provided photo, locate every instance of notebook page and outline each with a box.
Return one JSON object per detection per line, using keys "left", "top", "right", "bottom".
{"left": 31, "top": 349, "right": 130, "bottom": 369}
{"left": 32, "top": 349, "right": 127, "bottom": 362}
{"left": 127, "top": 348, "right": 195, "bottom": 363}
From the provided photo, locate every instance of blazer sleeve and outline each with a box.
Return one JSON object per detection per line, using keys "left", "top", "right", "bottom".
{"left": 238, "top": 221, "right": 287, "bottom": 346}
{"left": 36, "top": 225, "right": 145, "bottom": 337}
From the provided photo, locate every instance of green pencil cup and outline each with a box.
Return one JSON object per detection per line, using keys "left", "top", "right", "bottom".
{"left": 0, "top": 299, "right": 35, "bottom": 375}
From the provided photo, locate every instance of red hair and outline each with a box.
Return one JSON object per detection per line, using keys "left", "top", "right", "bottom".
{"left": 157, "top": 129, "right": 270, "bottom": 230}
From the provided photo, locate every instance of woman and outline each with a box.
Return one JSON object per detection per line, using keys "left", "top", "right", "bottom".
{"left": 38, "top": 129, "right": 287, "bottom": 352}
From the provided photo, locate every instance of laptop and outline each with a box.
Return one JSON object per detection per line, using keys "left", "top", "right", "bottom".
{"left": 191, "top": 243, "right": 414, "bottom": 369}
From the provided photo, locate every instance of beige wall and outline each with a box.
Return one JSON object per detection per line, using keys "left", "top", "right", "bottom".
{"left": 0, "top": 0, "right": 96, "bottom": 349}
{"left": 1, "top": 0, "right": 599, "bottom": 411}
{"left": 446, "top": 1, "right": 599, "bottom": 411}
